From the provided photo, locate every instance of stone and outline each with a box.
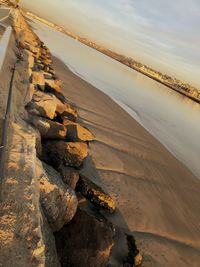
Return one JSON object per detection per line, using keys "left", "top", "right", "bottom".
{"left": 32, "top": 64, "right": 42, "bottom": 72}
{"left": 41, "top": 211, "right": 61, "bottom": 267}
{"left": 60, "top": 103, "right": 78, "bottom": 122}
{"left": 26, "top": 90, "right": 74, "bottom": 121}
{"left": 26, "top": 50, "right": 34, "bottom": 68}
{"left": 125, "top": 234, "right": 142, "bottom": 267}
{"left": 26, "top": 91, "right": 57, "bottom": 119}
{"left": 43, "top": 65, "right": 50, "bottom": 72}
{"left": 28, "top": 68, "right": 32, "bottom": 80}
{"left": 58, "top": 165, "right": 80, "bottom": 190}
{"left": 134, "top": 253, "right": 143, "bottom": 266}
{"left": 36, "top": 160, "right": 78, "bottom": 232}
{"left": 31, "top": 71, "right": 45, "bottom": 91}
{"left": 24, "top": 83, "right": 35, "bottom": 104}
{"left": 45, "top": 79, "right": 62, "bottom": 93}
{"left": 29, "top": 116, "right": 67, "bottom": 140}
{"left": 76, "top": 175, "right": 115, "bottom": 213}
{"left": 35, "top": 59, "right": 42, "bottom": 65}
{"left": 55, "top": 208, "right": 114, "bottom": 267}
{"left": 34, "top": 128, "right": 42, "bottom": 157}
{"left": 54, "top": 98, "right": 67, "bottom": 114}
{"left": 43, "top": 72, "right": 53, "bottom": 80}
{"left": 49, "top": 90, "right": 67, "bottom": 104}
{"left": 63, "top": 119, "right": 95, "bottom": 142}
{"left": 48, "top": 68, "right": 56, "bottom": 76}
{"left": 0, "top": 120, "right": 60, "bottom": 267}
{"left": 25, "top": 43, "right": 40, "bottom": 57}
{"left": 42, "top": 141, "right": 88, "bottom": 168}
{"left": 50, "top": 97, "right": 76, "bottom": 122}
{"left": 41, "top": 58, "right": 52, "bottom": 65}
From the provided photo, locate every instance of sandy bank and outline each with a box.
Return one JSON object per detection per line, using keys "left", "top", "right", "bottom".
{"left": 53, "top": 57, "right": 200, "bottom": 267}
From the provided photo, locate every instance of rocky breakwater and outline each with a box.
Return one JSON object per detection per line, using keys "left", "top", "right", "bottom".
{"left": 24, "top": 32, "right": 116, "bottom": 267}
{"left": 3, "top": 8, "right": 142, "bottom": 267}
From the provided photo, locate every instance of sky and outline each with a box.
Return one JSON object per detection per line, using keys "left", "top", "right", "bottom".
{"left": 20, "top": 0, "right": 200, "bottom": 87}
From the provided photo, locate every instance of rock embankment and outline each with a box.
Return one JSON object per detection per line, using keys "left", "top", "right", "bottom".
{"left": 0, "top": 7, "right": 142, "bottom": 267}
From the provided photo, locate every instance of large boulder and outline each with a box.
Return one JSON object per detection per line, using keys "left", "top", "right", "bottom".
{"left": 55, "top": 208, "right": 114, "bottom": 267}
{"left": 63, "top": 119, "right": 95, "bottom": 142}
{"left": 29, "top": 116, "right": 67, "bottom": 140}
{"left": 76, "top": 175, "right": 115, "bottom": 213}
{"left": 31, "top": 71, "right": 45, "bottom": 90}
{"left": 42, "top": 141, "right": 88, "bottom": 168}
{"left": 26, "top": 91, "right": 58, "bottom": 119}
{"left": 36, "top": 160, "right": 78, "bottom": 232}
{"left": 58, "top": 165, "right": 80, "bottom": 190}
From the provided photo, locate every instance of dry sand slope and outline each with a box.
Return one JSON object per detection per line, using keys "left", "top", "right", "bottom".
{"left": 53, "top": 57, "right": 200, "bottom": 267}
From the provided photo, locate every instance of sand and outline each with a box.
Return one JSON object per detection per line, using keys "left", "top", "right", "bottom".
{"left": 53, "top": 57, "right": 200, "bottom": 267}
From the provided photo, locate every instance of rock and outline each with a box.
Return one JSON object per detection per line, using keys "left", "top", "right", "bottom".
{"left": 29, "top": 116, "right": 67, "bottom": 140}
{"left": 41, "top": 210, "right": 61, "bottom": 267}
{"left": 42, "top": 141, "right": 88, "bottom": 168}
{"left": 48, "top": 68, "right": 56, "bottom": 76}
{"left": 58, "top": 165, "right": 80, "bottom": 190}
{"left": 26, "top": 50, "right": 34, "bottom": 68}
{"left": 0, "top": 120, "right": 60, "bottom": 267}
{"left": 54, "top": 98, "right": 67, "bottom": 114}
{"left": 31, "top": 71, "right": 45, "bottom": 91}
{"left": 24, "top": 83, "right": 35, "bottom": 104}
{"left": 43, "top": 65, "right": 50, "bottom": 72}
{"left": 41, "top": 58, "right": 52, "bottom": 65}
{"left": 60, "top": 103, "right": 78, "bottom": 122}
{"left": 55, "top": 208, "right": 114, "bottom": 267}
{"left": 48, "top": 90, "right": 67, "bottom": 104}
{"left": 28, "top": 68, "right": 32, "bottom": 80}
{"left": 25, "top": 43, "right": 40, "bottom": 57}
{"left": 76, "top": 175, "right": 115, "bottom": 213}
{"left": 125, "top": 234, "right": 142, "bottom": 267}
{"left": 43, "top": 72, "right": 53, "bottom": 80}
{"left": 35, "top": 58, "right": 42, "bottom": 65}
{"left": 26, "top": 90, "right": 74, "bottom": 121}
{"left": 56, "top": 101, "right": 77, "bottom": 122}
{"left": 134, "top": 253, "right": 143, "bottom": 266}
{"left": 45, "top": 79, "right": 62, "bottom": 93}
{"left": 32, "top": 64, "right": 43, "bottom": 72}
{"left": 34, "top": 128, "right": 42, "bottom": 157}
{"left": 63, "top": 119, "right": 95, "bottom": 142}
{"left": 26, "top": 91, "right": 57, "bottom": 119}
{"left": 36, "top": 160, "right": 78, "bottom": 232}
{"left": 52, "top": 97, "right": 77, "bottom": 122}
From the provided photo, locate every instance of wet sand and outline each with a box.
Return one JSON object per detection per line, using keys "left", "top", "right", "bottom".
{"left": 53, "top": 57, "right": 200, "bottom": 267}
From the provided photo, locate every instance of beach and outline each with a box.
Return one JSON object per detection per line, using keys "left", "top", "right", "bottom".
{"left": 0, "top": 5, "right": 200, "bottom": 267}
{"left": 53, "top": 57, "right": 200, "bottom": 266}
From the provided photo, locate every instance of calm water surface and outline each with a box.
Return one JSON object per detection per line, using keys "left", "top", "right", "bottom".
{"left": 31, "top": 20, "right": 200, "bottom": 178}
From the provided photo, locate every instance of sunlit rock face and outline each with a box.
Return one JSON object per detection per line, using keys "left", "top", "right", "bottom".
{"left": 36, "top": 160, "right": 78, "bottom": 232}
{"left": 41, "top": 140, "right": 88, "bottom": 168}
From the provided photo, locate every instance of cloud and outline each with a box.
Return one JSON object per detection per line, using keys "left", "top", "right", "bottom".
{"left": 21, "top": 0, "right": 200, "bottom": 87}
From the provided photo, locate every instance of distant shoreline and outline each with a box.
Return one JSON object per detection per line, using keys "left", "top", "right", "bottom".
{"left": 24, "top": 9, "right": 200, "bottom": 104}
{"left": 53, "top": 56, "right": 200, "bottom": 267}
